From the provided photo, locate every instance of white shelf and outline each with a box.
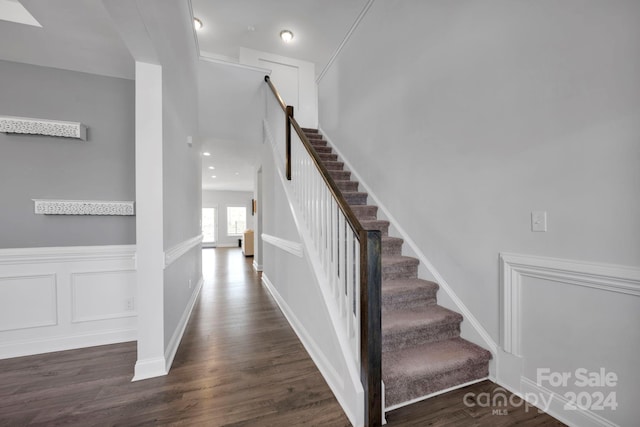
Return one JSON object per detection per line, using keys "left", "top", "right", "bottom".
{"left": 1, "top": 115, "right": 87, "bottom": 140}
{"left": 33, "top": 199, "right": 134, "bottom": 216}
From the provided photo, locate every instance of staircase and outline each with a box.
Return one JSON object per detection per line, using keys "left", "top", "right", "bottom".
{"left": 302, "top": 128, "right": 492, "bottom": 410}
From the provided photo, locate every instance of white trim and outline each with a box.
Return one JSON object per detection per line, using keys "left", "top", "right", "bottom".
{"left": 318, "top": 126, "right": 498, "bottom": 358}
{"left": 316, "top": 0, "right": 376, "bottom": 83}
{"left": 199, "top": 54, "right": 272, "bottom": 74}
{"left": 164, "top": 235, "right": 203, "bottom": 268}
{"left": 0, "top": 244, "right": 136, "bottom": 265}
{"left": 0, "top": 328, "right": 136, "bottom": 360}
{"left": 384, "top": 377, "right": 489, "bottom": 412}
{"left": 164, "top": 276, "right": 203, "bottom": 373}
{"left": 0, "top": 115, "right": 87, "bottom": 140}
{"left": 253, "top": 261, "right": 263, "bottom": 272}
{"left": 187, "top": 0, "right": 199, "bottom": 58}
{"left": 520, "top": 376, "right": 619, "bottom": 427}
{"left": 262, "top": 233, "right": 304, "bottom": 258}
{"left": 262, "top": 274, "right": 360, "bottom": 426}
{"left": 500, "top": 253, "right": 640, "bottom": 356}
{"left": 33, "top": 199, "right": 134, "bottom": 216}
{"left": 133, "top": 356, "right": 167, "bottom": 382}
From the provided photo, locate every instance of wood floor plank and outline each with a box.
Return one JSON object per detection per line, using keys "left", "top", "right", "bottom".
{"left": 0, "top": 248, "right": 565, "bottom": 426}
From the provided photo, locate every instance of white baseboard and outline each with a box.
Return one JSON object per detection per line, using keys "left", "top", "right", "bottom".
{"left": 252, "top": 261, "right": 263, "bottom": 272}
{"left": 215, "top": 243, "right": 239, "bottom": 248}
{"left": 384, "top": 377, "right": 489, "bottom": 412}
{"left": 261, "top": 273, "right": 359, "bottom": 426}
{"left": 133, "top": 356, "right": 167, "bottom": 381}
{"left": 164, "top": 276, "right": 203, "bottom": 373}
{"left": 0, "top": 328, "right": 136, "bottom": 360}
{"left": 520, "top": 376, "right": 619, "bottom": 427}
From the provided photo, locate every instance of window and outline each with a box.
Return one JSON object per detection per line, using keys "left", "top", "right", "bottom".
{"left": 227, "top": 206, "right": 247, "bottom": 236}
{"left": 202, "top": 208, "right": 216, "bottom": 244}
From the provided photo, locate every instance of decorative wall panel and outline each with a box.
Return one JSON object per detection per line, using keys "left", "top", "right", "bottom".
{"left": 0, "top": 115, "right": 87, "bottom": 140}
{"left": 33, "top": 199, "right": 135, "bottom": 216}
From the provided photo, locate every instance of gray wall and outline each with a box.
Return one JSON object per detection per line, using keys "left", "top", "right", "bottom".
{"left": 319, "top": 0, "right": 640, "bottom": 343}
{"left": 202, "top": 189, "right": 254, "bottom": 246}
{"left": 0, "top": 60, "right": 135, "bottom": 248}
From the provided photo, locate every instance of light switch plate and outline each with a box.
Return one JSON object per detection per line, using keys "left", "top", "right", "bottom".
{"left": 531, "top": 211, "right": 547, "bottom": 232}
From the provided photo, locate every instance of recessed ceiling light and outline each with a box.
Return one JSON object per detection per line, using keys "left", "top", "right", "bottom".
{"left": 211, "top": 175, "right": 217, "bottom": 178}
{"left": 235, "top": 172, "right": 239, "bottom": 175}
{"left": 208, "top": 166, "right": 215, "bottom": 170}
{"left": 203, "top": 152, "right": 211, "bottom": 156}
{"left": 194, "top": 18, "right": 203, "bottom": 31}
{"left": 280, "top": 30, "right": 294, "bottom": 43}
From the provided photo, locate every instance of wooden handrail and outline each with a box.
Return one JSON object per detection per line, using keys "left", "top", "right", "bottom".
{"left": 265, "top": 75, "right": 382, "bottom": 426}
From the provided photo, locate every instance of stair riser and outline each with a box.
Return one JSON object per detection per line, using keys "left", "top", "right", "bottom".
{"left": 324, "top": 162, "right": 345, "bottom": 171}
{"left": 382, "top": 240, "right": 402, "bottom": 256}
{"left": 335, "top": 181, "right": 359, "bottom": 192}
{"left": 310, "top": 140, "right": 327, "bottom": 147}
{"left": 385, "top": 362, "right": 490, "bottom": 407}
{"left": 383, "top": 323, "right": 461, "bottom": 353}
{"left": 329, "top": 170, "right": 351, "bottom": 181}
{"left": 313, "top": 146, "right": 332, "bottom": 154}
{"left": 306, "top": 134, "right": 323, "bottom": 140}
{"left": 382, "top": 294, "right": 437, "bottom": 312}
{"left": 351, "top": 206, "right": 378, "bottom": 221}
{"left": 345, "top": 194, "right": 367, "bottom": 205}
{"left": 318, "top": 154, "right": 338, "bottom": 162}
{"left": 382, "top": 264, "right": 418, "bottom": 281}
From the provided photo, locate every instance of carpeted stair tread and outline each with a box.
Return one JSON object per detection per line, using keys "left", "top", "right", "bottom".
{"left": 310, "top": 139, "right": 327, "bottom": 147}
{"left": 335, "top": 180, "right": 359, "bottom": 192}
{"left": 382, "top": 337, "right": 492, "bottom": 406}
{"left": 359, "top": 219, "right": 390, "bottom": 235}
{"left": 328, "top": 170, "right": 351, "bottom": 181}
{"left": 343, "top": 191, "right": 368, "bottom": 205}
{"left": 312, "top": 145, "right": 332, "bottom": 154}
{"left": 382, "top": 305, "right": 462, "bottom": 351}
{"left": 382, "top": 278, "right": 439, "bottom": 311}
{"left": 302, "top": 128, "right": 319, "bottom": 134}
{"left": 323, "top": 161, "right": 345, "bottom": 171}
{"left": 382, "top": 255, "right": 419, "bottom": 280}
{"left": 351, "top": 205, "right": 378, "bottom": 220}
{"left": 305, "top": 133, "right": 323, "bottom": 140}
{"left": 318, "top": 153, "right": 338, "bottom": 161}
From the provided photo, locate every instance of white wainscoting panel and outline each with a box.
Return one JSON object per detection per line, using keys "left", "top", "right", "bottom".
{"left": 498, "top": 253, "right": 640, "bottom": 427}
{"left": 0, "top": 274, "right": 57, "bottom": 332}
{"left": 0, "top": 245, "right": 137, "bottom": 359}
{"left": 71, "top": 270, "right": 137, "bottom": 323}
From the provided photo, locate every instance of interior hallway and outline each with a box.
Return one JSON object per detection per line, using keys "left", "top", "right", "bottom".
{"left": 0, "top": 248, "right": 563, "bottom": 426}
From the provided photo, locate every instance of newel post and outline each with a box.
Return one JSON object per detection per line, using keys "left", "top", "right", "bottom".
{"left": 360, "top": 230, "right": 382, "bottom": 426}
{"left": 285, "top": 105, "right": 294, "bottom": 180}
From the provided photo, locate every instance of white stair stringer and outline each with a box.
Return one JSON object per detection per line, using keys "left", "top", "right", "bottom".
{"left": 263, "top": 119, "right": 365, "bottom": 426}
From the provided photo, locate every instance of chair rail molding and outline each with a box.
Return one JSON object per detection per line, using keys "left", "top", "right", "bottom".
{"left": 262, "top": 233, "right": 304, "bottom": 258}
{"left": 164, "top": 235, "right": 203, "bottom": 268}
{"left": 499, "top": 252, "right": 640, "bottom": 356}
{"left": 33, "top": 199, "right": 135, "bottom": 216}
{"left": 0, "top": 115, "right": 87, "bottom": 140}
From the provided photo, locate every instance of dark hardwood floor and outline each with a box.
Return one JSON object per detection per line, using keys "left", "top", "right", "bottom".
{"left": 0, "top": 248, "right": 564, "bottom": 426}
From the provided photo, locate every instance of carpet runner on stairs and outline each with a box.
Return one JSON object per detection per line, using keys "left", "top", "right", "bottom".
{"left": 301, "top": 128, "right": 492, "bottom": 409}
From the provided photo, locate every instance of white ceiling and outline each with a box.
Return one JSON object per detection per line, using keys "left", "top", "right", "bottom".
{"left": 0, "top": 0, "right": 369, "bottom": 192}
{"left": 191, "top": 0, "right": 368, "bottom": 75}
{"left": 0, "top": 0, "right": 133, "bottom": 79}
